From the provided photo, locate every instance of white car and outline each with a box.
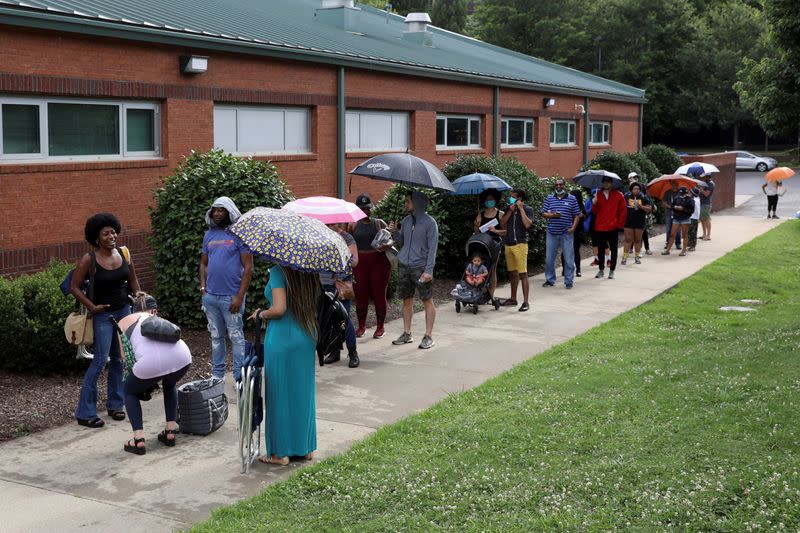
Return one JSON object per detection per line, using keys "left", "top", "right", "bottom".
{"left": 733, "top": 151, "right": 778, "bottom": 172}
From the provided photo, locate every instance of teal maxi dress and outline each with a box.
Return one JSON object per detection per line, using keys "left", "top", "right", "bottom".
{"left": 263, "top": 266, "right": 317, "bottom": 458}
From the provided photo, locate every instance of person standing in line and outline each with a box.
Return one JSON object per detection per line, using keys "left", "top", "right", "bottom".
{"left": 71, "top": 213, "right": 144, "bottom": 428}
{"left": 621, "top": 182, "right": 653, "bottom": 265}
{"left": 687, "top": 188, "right": 701, "bottom": 251}
{"left": 761, "top": 180, "right": 784, "bottom": 219}
{"left": 250, "top": 265, "right": 319, "bottom": 465}
{"left": 350, "top": 194, "right": 392, "bottom": 339}
{"left": 628, "top": 173, "right": 653, "bottom": 255}
{"left": 474, "top": 189, "right": 506, "bottom": 298}
{"left": 320, "top": 223, "right": 359, "bottom": 368}
{"left": 500, "top": 189, "right": 535, "bottom": 312}
{"left": 199, "top": 197, "right": 253, "bottom": 381}
{"left": 542, "top": 179, "right": 581, "bottom": 289}
{"left": 662, "top": 186, "right": 695, "bottom": 256}
{"left": 561, "top": 186, "right": 587, "bottom": 278}
{"left": 699, "top": 177, "right": 715, "bottom": 240}
{"left": 662, "top": 180, "right": 682, "bottom": 249}
{"left": 389, "top": 191, "right": 439, "bottom": 350}
{"left": 591, "top": 176, "right": 627, "bottom": 279}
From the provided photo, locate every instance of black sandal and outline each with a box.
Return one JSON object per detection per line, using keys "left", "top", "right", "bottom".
{"left": 77, "top": 417, "right": 105, "bottom": 428}
{"left": 157, "top": 429, "right": 177, "bottom": 447}
{"left": 124, "top": 437, "right": 146, "bottom": 455}
{"left": 107, "top": 410, "right": 126, "bottom": 421}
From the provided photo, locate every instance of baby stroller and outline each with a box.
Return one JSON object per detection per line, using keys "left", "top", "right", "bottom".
{"left": 453, "top": 232, "right": 502, "bottom": 314}
{"left": 237, "top": 318, "right": 264, "bottom": 474}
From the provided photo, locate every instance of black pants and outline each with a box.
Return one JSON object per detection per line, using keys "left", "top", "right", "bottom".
{"left": 594, "top": 230, "right": 619, "bottom": 271}
{"left": 767, "top": 194, "right": 778, "bottom": 214}
{"left": 642, "top": 228, "right": 650, "bottom": 251}
{"left": 124, "top": 364, "right": 190, "bottom": 431}
{"left": 562, "top": 226, "right": 583, "bottom": 275}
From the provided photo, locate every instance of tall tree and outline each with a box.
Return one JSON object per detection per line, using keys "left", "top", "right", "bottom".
{"left": 431, "top": 0, "right": 468, "bottom": 33}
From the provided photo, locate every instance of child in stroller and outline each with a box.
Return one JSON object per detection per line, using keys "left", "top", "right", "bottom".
{"left": 452, "top": 232, "right": 502, "bottom": 314}
{"left": 465, "top": 254, "right": 489, "bottom": 287}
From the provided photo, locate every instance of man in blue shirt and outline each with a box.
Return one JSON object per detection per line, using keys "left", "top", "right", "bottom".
{"left": 199, "top": 197, "right": 253, "bottom": 381}
{"left": 542, "top": 179, "right": 582, "bottom": 289}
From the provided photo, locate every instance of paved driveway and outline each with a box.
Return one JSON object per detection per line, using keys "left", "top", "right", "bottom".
{"left": 734, "top": 169, "right": 799, "bottom": 219}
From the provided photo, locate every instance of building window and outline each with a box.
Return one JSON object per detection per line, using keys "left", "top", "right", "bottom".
{"left": 0, "top": 97, "right": 159, "bottom": 161}
{"left": 589, "top": 122, "right": 611, "bottom": 145}
{"left": 549, "top": 120, "right": 576, "bottom": 146}
{"left": 213, "top": 105, "right": 311, "bottom": 155}
{"left": 436, "top": 115, "right": 481, "bottom": 148}
{"left": 501, "top": 118, "right": 534, "bottom": 147}
{"left": 346, "top": 110, "right": 409, "bottom": 151}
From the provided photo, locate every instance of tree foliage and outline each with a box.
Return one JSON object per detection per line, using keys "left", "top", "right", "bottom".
{"left": 430, "top": 0, "right": 467, "bottom": 33}
{"left": 642, "top": 144, "right": 684, "bottom": 176}
{"left": 149, "top": 150, "right": 294, "bottom": 327}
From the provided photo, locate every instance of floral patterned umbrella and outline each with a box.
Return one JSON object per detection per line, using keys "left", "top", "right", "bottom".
{"left": 230, "top": 207, "right": 351, "bottom": 274}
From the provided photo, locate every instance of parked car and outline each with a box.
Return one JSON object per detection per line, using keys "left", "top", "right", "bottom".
{"left": 732, "top": 151, "right": 778, "bottom": 172}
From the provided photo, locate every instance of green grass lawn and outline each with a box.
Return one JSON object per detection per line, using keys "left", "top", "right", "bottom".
{"left": 195, "top": 221, "right": 800, "bottom": 532}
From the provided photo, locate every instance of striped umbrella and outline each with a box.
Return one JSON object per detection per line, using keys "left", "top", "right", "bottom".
{"left": 675, "top": 162, "right": 720, "bottom": 176}
{"left": 283, "top": 196, "right": 367, "bottom": 224}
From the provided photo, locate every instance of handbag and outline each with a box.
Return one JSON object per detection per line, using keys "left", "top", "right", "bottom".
{"left": 335, "top": 279, "right": 355, "bottom": 300}
{"left": 63, "top": 252, "right": 96, "bottom": 346}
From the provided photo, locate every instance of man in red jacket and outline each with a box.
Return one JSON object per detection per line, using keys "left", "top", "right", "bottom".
{"left": 591, "top": 176, "right": 627, "bottom": 279}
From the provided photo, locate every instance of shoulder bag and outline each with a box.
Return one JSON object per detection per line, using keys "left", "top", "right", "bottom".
{"left": 64, "top": 252, "right": 96, "bottom": 346}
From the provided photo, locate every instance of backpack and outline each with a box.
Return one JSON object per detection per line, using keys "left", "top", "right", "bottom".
{"left": 316, "top": 287, "right": 348, "bottom": 366}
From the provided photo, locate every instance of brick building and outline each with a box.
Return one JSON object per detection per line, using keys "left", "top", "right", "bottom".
{"left": 0, "top": 0, "right": 645, "bottom": 286}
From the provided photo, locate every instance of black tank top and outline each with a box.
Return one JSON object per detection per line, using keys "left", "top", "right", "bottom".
{"left": 353, "top": 218, "right": 381, "bottom": 251}
{"left": 93, "top": 258, "right": 130, "bottom": 311}
{"left": 479, "top": 210, "right": 502, "bottom": 240}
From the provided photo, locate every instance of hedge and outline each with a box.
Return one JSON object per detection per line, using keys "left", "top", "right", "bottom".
{"left": 0, "top": 262, "right": 86, "bottom": 374}
{"left": 642, "top": 144, "right": 684, "bottom": 176}
{"left": 150, "top": 150, "right": 294, "bottom": 328}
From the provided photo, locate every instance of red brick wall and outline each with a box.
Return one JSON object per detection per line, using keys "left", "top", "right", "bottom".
{"left": 679, "top": 153, "right": 736, "bottom": 212}
{"left": 1, "top": 25, "right": 642, "bottom": 281}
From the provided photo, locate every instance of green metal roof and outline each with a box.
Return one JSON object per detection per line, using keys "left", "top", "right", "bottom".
{"left": 0, "top": 0, "right": 645, "bottom": 102}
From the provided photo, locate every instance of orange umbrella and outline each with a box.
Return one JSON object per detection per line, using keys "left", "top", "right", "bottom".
{"left": 764, "top": 167, "right": 795, "bottom": 182}
{"left": 646, "top": 174, "right": 707, "bottom": 200}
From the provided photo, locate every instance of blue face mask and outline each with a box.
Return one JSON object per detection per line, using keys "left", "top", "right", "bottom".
{"left": 484, "top": 200, "right": 496, "bottom": 208}
{"left": 509, "top": 197, "right": 517, "bottom": 205}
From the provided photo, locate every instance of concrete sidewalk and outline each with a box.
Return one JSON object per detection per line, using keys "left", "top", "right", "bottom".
{"left": 0, "top": 215, "right": 781, "bottom": 532}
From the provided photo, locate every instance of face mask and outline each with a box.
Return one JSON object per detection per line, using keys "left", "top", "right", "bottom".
{"left": 509, "top": 197, "right": 517, "bottom": 205}
{"left": 484, "top": 200, "right": 496, "bottom": 209}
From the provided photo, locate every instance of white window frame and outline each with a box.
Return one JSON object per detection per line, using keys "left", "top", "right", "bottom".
{"left": 0, "top": 96, "right": 160, "bottom": 162}
{"left": 589, "top": 121, "right": 611, "bottom": 145}
{"left": 501, "top": 117, "right": 535, "bottom": 147}
{"left": 213, "top": 104, "right": 311, "bottom": 156}
{"left": 436, "top": 114, "right": 482, "bottom": 149}
{"left": 346, "top": 109, "right": 409, "bottom": 152}
{"left": 549, "top": 120, "right": 577, "bottom": 146}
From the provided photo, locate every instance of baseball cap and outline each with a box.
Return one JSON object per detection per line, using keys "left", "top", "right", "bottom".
{"left": 628, "top": 172, "right": 639, "bottom": 180}
{"left": 355, "top": 194, "right": 373, "bottom": 209}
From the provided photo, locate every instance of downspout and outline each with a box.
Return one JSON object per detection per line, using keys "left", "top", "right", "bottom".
{"left": 582, "top": 96, "right": 589, "bottom": 166}
{"left": 638, "top": 103, "right": 644, "bottom": 151}
{"left": 337, "top": 66, "right": 346, "bottom": 199}
{"left": 492, "top": 86, "right": 500, "bottom": 157}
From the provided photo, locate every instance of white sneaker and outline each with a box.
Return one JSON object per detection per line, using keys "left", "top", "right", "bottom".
{"left": 608, "top": 270, "right": 615, "bottom": 279}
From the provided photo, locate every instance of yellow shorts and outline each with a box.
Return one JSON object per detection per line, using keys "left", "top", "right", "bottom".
{"left": 504, "top": 243, "right": 529, "bottom": 273}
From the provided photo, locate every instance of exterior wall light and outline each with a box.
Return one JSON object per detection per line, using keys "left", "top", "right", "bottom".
{"left": 180, "top": 55, "right": 208, "bottom": 74}
{"left": 544, "top": 98, "right": 556, "bottom": 107}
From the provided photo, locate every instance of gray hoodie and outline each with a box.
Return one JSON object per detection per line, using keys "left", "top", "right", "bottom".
{"left": 205, "top": 196, "right": 242, "bottom": 227}
{"left": 395, "top": 191, "right": 439, "bottom": 275}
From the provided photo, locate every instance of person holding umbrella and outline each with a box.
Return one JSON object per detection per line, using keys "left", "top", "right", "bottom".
{"left": 591, "top": 176, "right": 627, "bottom": 279}
{"left": 761, "top": 167, "right": 794, "bottom": 218}
{"left": 388, "top": 191, "right": 439, "bottom": 350}
{"left": 661, "top": 180, "right": 682, "bottom": 249}
{"left": 474, "top": 189, "right": 505, "bottom": 298}
{"left": 662, "top": 186, "right": 695, "bottom": 256}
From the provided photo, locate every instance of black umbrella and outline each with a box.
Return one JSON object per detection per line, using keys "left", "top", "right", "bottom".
{"left": 350, "top": 153, "right": 455, "bottom": 192}
{"left": 571, "top": 170, "right": 623, "bottom": 190}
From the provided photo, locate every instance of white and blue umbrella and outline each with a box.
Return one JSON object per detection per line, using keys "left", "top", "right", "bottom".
{"left": 450, "top": 173, "right": 512, "bottom": 196}
{"left": 676, "top": 162, "right": 719, "bottom": 176}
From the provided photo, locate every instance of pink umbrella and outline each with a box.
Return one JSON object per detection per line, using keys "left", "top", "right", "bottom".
{"left": 282, "top": 196, "right": 367, "bottom": 224}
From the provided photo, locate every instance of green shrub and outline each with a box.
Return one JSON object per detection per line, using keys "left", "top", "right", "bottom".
{"left": 629, "top": 152, "right": 660, "bottom": 182}
{"left": 0, "top": 262, "right": 85, "bottom": 375}
{"left": 582, "top": 150, "right": 642, "bottom": 183}
{"left": 150, "top": 150, "right": 294, "bottom": 327}
{"left": 642, "top": 144, "right": 683, "bottom": 175}
{"left": 373, "top": 155, "right": 550, "bottom": 279}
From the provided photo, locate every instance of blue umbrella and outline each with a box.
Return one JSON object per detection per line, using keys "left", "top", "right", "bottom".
{"left": 450, "top": 173, "right": 512, "bottom": 196}
{"left": 231, "top": 207, "right": 351, "bottom": 274}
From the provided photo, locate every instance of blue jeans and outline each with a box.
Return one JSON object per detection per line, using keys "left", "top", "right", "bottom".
{"left": 75, "top": 305, "right": 130, "bottom": 420}
{"left": 202, "top": 293, "right": 246, "bottom": 380}
{"left": 665, "top": 213, "right": 681, "bottom": 246}
{"left": 546, "top": 232, "right": 575, "bottom": 285}
{"left": 323, "top": 285, "right": 356, "bottom": 356}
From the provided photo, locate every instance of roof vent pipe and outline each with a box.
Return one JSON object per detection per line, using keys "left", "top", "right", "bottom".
{"left": 321, "top": 0, "right": 354, "bottom": 7}
{"left": 404, "top": 12, "right": 431, "bottom": 33}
